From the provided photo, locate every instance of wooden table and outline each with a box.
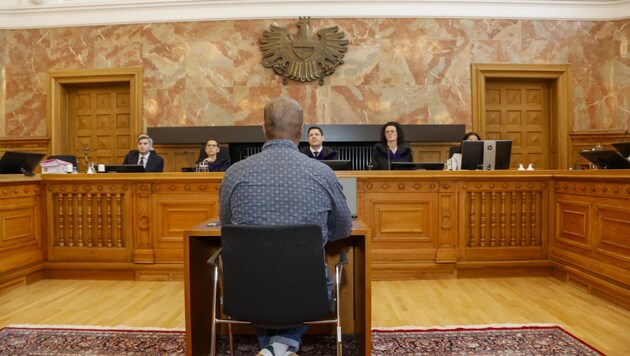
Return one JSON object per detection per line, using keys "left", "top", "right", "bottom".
{"left": 183, "top": 219, "right": 371, "bottom": 356}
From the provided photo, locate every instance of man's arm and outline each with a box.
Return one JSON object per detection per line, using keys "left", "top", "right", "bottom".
{"left": 155, "top": 155, "right": 164, "bottom": 172}
{"left": 325, "top": 174, "right": 352, "bottom": 241}
{"left": 122, "top": 151, "right": 133, "bottom": 165}
{"left": 219, "top": 176, "right": 232, "bottom": 225}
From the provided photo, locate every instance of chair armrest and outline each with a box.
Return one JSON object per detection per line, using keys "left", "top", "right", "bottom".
{"left": 207, "top": 247, "right": 223, "bottom": 267}
{"left": 335, "top": 249, "right": 348, "bottom": 268}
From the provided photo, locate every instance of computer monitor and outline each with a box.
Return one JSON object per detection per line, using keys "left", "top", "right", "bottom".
{"left": 579, "top": 149, "right": 630, "bottom": 169}
{"left": 338, "top": 177, "right": 358, "bottom": 218}
{"left": 460, "top": 140, "right": 512, "bottom": 170}
{"left": 0, "top": 151, "right": 46, "bottom": 175}
{"left": 320, "top": 160, "right": 352, "bottom": 171}
{"left": 612, "top": 142, "right": 630, "bottom": 158}
{"left": 104, "top": 164, "right": 146, "bottom": 173}
{"left": 390, "top": 162, "right": 445, "bottom": 170}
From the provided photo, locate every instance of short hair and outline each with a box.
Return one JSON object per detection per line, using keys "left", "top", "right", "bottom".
{"left": 308, "top": 126, "right": 324, "bottom": 135}
{"left": 379, "top": 121, "right": 405, "bottom": 145}
{"left": 463, "top": 132, "right": 481, "bottom": 141}
{"left": 136, "top": 134, "right": 153, "bottom": 146}
{"left": 263, "top": 96, "right": 303, "bottom": 139}
{"left": 206, "top": 138, "right": 220, "bottom": 146}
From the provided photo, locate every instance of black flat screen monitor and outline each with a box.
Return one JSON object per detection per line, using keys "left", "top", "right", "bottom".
{"left": 460, "top": 140, "right": 512, "bottom": 170}
{"left": 320, "top": 160, "right": 352, "bottom": 171}
{"left": 390, "top": 162, "right": 445, "bottom": 170}
{"left": 612, "top": 142, "right": 630, "bottom": 158}
{"left": 448, "top": 146, "right": 460, "bottom": 158}
{"left": 0, "top": 151, "right": 46, "bottom": 175}
{"left": 104, "top": 164, "right": 146, "bottom": 173}
{"left": 579, "top": 149, "right": 630, "bottom": 169}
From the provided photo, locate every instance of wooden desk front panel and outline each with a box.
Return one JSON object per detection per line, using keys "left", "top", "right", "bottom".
{"left": 40, "top": 174, "right": 221, "bottom": 280}
{"left": 361, "top": 177, "right": 443, "bottom": 279}
{"left": 0, "top": 179, "right": 43, "bottom": 294}
{"left": 150, "top": 182, "right": 220, "bottom": 264}
{"left": 183, "top": 222, "right": 371, "bottom": 356}
{"left": 553, "top": 177, "right": 630, "bottom": 308}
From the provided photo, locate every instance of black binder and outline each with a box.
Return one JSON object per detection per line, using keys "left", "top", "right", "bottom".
{"left": 579, "top": 149, "right": 630, "bottom": 169}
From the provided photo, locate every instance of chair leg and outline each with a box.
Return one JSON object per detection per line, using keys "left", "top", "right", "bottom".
{"left": 210, "top": 265, "right": 220, "bottom": 356}
{"left": 335, "top": 263, "right": 343, "bottom": 356}
{"left": 229, "top": 323, "right": 234, "bottom": 356}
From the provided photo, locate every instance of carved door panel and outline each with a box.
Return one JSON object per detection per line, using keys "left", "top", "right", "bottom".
{"left": 485, "top": 80, "right": 551, "bottom": 169}
{"left": 67, "top": 84, "right": 132, "bottom": 170}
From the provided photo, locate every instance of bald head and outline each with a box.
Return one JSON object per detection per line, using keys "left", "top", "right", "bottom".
{"left": 263, "top": 96, "right": 304, "bottom": 143}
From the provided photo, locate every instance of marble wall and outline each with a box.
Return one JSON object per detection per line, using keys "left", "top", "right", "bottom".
{"left": 0, "top": 17, "right": 628, "bottom": 138}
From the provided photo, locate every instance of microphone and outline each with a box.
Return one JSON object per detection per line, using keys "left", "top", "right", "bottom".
{"left": 571, "top": 157, "right": 586, "bottom": 170}
{"left": 387, "top": 146, "right": 391, "bottom": 170}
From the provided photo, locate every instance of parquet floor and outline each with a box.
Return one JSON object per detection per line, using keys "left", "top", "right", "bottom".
{"left": 1, "top": 277, "right": 628, "bottom": 355}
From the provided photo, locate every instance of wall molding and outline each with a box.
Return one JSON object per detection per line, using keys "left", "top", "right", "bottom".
{"left": 1, "top": 0, "right": 629, "bottom": 29}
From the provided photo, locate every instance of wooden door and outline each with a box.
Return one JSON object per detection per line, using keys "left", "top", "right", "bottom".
{"left": 67, "top": 84, "right": 133, "bottom": 170}
{"left": 485, "top": 80, "right": 551, "bottom": 169}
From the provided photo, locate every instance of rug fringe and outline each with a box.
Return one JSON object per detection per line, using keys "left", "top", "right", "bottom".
{"left": 372, "top": 323, "right": 560, "bottom": 331}
{"left": 6, "top": 324, "right": 184, "bottom": 332}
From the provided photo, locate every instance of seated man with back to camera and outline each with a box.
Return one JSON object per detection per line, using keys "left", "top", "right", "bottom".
{"left": 219, "top": 96, "right": 352, "bottom": 356}
{"left": 122, "top": 133, "right": 164, "bottom": 172}
{"left": 196, "top": 138, "right": 230, "bottom": 172}
{"left": 300, "top": 126, "right": 338, "bottom": 160}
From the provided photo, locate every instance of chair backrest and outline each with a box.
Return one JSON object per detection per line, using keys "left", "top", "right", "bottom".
{"left": 220, "top": 224, "right": 331, "bottom": 327}
{"left": 197, "top": 143, "right": 230, "bottom": 163}
{"left": 48, "top": 155, "right": 78, "bottom": 167}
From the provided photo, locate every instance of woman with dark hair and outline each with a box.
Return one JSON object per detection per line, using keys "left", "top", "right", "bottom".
{"left": 462, "top": 132, "right": 481, "bottom": 141}
{"left": 196, "top": 138, "right": 230, "bottom": 172}
{"left": 370, "top": 121, "right": 413, "bottom": 170}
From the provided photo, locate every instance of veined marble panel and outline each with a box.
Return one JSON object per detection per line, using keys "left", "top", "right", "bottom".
{"left": 0, "top": 17, "right": 627, "bottom": 137}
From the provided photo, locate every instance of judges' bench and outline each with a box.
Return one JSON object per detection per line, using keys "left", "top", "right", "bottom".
{"left": 1, "top": 171, "right": 629, "bottom": 313}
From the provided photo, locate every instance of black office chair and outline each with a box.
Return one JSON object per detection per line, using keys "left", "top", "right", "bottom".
{"left": 48, "top": 155, "right": 78, "bottom": 167}
{"left": 207, "top": 224, "right": 347, "bottom": 356}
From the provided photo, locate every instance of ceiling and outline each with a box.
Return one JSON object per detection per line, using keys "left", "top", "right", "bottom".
{"left": 1, "top": 0, "right": 629, "bottom": 29}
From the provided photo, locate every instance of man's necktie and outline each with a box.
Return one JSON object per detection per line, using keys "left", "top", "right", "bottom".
{"left": 139, "top": 156, "right": 145, "bottom": 167}
{"left": 313, "top": 151, "right": 319, "bottom": 158}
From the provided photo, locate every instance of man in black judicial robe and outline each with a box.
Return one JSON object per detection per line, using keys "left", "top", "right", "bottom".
{"left": 300, "top": 126, "right": 338, "bottom": 160}
{"left": 122, "top": 134, "right": 164, "bottom": 172}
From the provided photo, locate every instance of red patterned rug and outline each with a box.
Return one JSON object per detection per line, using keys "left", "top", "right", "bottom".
{"left": 0, "top": 324, "right": 603, "bottom": 355}
{"left": 371, "top": 325, "right": 604, "bottom": 355}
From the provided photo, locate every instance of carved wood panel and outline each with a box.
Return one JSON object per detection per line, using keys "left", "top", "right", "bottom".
{"left": 0, "top": 188, "right": 43, "bottom": 276}
{"left": 460, "top": 180, "right": 548, "bottom": 261}
{"left": 150, "top": 182, "right": 219, "bottom": 263}
{"left": 555, "top": 199, "right": 590, "bottom": 249}
{"left": 46, "top": 182, "right": 133, "bottom": 262}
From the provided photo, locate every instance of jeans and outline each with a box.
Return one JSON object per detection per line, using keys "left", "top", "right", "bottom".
{"left": 255, "top": 325, "right": 309, "bottom": 352}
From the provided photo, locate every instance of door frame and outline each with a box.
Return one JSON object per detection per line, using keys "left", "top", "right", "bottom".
{"left": 47, "top": 67, "right": 144, "bottom": 157}
{"left": 471, "top": 63, "right": 572, "bottom": 169}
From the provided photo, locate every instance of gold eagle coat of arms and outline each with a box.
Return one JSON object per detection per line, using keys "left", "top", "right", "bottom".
{"left": 259, "top": 17, "right": 348, "bottom": 85}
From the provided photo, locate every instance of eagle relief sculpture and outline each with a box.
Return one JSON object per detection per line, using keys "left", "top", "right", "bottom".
{"left": 259, "top": 17, "right": 348, "bottom": 85}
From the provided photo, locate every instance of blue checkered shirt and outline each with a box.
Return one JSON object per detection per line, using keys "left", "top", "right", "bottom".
{"left": 219, "top": 139, "right": 352, "bottom": 246}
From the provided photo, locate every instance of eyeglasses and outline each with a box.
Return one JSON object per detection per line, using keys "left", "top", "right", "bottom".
{"left": 384, "top": 130, "right": 397, "bottom": 134}
{"left": 206, "top": 144, "right": 219, "bottom": 148}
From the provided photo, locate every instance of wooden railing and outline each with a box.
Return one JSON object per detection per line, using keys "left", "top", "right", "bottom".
{"left": 465, "top": 186, "right": 545, "bottom": 248}
{"left": 52, "top": 191, "right": 127, "bottom": 248}
{"left": 45, "top": 181, "right": 134, "bottom": 262}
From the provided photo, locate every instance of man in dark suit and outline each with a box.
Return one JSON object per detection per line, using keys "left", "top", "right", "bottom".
{"left": 300, "top": 126, "right": 338, "bottom": 160}
{"left": 122, "top": 134, "right": 164, "bottom": 172}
